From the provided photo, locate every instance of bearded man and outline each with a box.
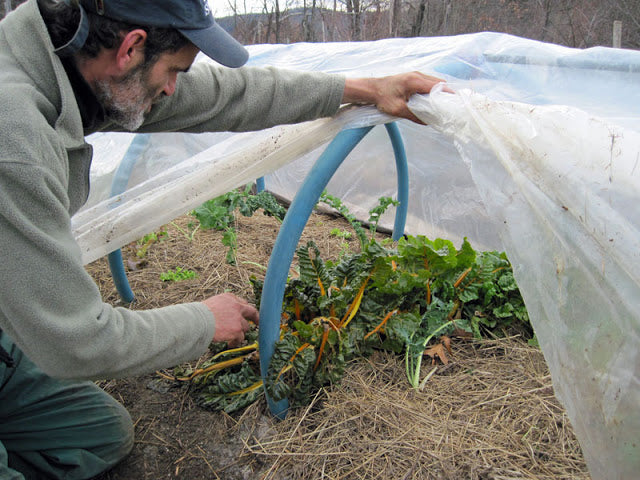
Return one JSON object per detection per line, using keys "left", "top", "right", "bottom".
{"left": 0, "top": 1, "right": 445, "bottom": 478}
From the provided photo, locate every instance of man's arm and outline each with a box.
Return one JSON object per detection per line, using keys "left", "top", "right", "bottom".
{"left": 0, "top": 98, "right": 225, "bottom": 379}
{"left": 129, "top": 67, "right": 445, "bottom": 135}
{"left": 132, "top": 65, "right": 345, "bottom": 134}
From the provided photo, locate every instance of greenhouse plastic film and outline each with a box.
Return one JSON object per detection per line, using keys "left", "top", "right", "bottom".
{"left": 73, "top": 33, "right": 640, "bottom": 479}
{"left": 409, "top": 86, "right": 640, "bottom": 480}
{"left": 72, "top": 107, "right": 392, "bottom": 265}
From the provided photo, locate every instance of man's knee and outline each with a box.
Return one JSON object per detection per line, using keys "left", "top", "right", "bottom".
{"left": 99, "top": 396, "right": 135, "bottom": 468}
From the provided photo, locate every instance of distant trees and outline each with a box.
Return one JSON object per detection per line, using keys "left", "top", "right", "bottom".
{"left": 1, "top": 0, "right": 636, "bottom": 49}
{"left": 226, "top": 0, "right": 639, "bottom": 49}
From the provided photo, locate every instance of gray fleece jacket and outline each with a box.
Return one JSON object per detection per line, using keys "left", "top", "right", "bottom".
{"left": 0, "top": 0, "right": 345, "bottom": 380}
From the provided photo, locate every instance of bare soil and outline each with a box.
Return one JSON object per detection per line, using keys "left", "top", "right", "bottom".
{"left": 87, "top": 209, "right": 591, "bottom": 480}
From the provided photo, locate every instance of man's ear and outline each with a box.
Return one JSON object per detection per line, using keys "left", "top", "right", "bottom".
{"left": 115, "top": 29, "right": 147, "bottom": 72}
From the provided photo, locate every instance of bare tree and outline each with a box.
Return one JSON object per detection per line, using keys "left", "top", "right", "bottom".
{"left": 389, "top": 0, "right": 401, "bottom": 36}
{"left": 409, "top": 0, "right": 427, "bottom": 37}
{"left": 302, "top": 0, "right": 318, "bottom": 41}
{"left": 535, "top": 0, "right": 554, "bottom": 41}
{"left": 344, "top": 0, "right": 363, "bottom": 40}
{"left": 274, "top": 0, "right": 281, "bottom": 42}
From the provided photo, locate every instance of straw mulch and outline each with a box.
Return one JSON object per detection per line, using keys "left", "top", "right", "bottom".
{"left": 87, "top": 209, "right": 590, "bottom": 480}
{"left": 245, "top": 339, "right": 587, "bottom": 480}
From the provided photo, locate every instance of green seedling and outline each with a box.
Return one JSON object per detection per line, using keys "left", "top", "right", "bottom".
{"left": 160, "top": 267, "right": 197, "bottom": 282}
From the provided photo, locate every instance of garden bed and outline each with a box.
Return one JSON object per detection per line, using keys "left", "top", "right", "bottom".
{"left": 89, "top": 209, "right": 590, "bottom": 480}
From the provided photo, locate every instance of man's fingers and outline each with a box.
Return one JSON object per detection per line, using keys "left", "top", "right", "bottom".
{"left": 242, "top": 303, "right": 260, "bottom": 325}
{"left": 405, "top": 111, "right": 425, "bottom": 125}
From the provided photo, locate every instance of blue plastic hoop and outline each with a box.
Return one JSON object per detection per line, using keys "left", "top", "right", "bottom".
{"left": 107, "top": 134, "right": 152, "bottom": 303}
{"left": 258, "top": 122, "right": 409, "bottom": 418}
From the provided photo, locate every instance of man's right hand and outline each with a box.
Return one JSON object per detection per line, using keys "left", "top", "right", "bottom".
{"left": 202, "top": 293, "right": 259, "bottom": 347}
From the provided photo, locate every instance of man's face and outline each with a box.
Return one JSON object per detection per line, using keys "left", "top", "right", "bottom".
{"left": 94, "top": 43, "right": 200, "bottom": 130}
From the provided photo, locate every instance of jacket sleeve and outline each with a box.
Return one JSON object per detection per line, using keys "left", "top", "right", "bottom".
{"left": 0, "top": 155, "right": 216, "bottom": 380}
{"left": 134, "top": 64, "right": 346, "bottom": 134}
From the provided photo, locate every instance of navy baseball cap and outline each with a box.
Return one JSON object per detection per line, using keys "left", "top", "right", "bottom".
{"left": 77, "top": 0, "right": 248, "bottom": 67}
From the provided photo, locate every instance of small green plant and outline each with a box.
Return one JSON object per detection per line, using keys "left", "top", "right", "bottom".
{"left": 329, "top": 227, "right": 352, "bottom": 239}
{"left": 136, "top": 230, "right": 168, "bottom": 258}
{"left": 192, "top": 184, "right": 286, "bottom": 264}
{"left": 221, "top": 228, "right": 237, "bottom": 265}
{"left": 170, "top": 221, "right": 200, "bottom": 241}
{"left": 160, "top": 267, "right": 197, "bottom": 282}
{"left": 367, "top": 196, "right": 399, "bottom": 236}
{"left": 319, "top": 191, "right": 399, "bottom": 249}
{"left": 329, "top": 228, "right": 354, "bottom": 258}
{"left": 319, "top": 191, "right": 367, "bottom": 248}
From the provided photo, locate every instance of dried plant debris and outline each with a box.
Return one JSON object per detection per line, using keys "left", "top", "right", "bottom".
{"left": 248, "top": 341, "right": 588, "bottom": 480}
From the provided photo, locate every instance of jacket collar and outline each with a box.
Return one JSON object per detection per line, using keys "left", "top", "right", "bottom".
{"left": 2, "top": 0, "right": 86, "bottom": 148}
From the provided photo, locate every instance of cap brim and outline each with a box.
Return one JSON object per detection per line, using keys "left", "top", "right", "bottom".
{"left": 179, "top": 22, "right": 248, "bottom": 68}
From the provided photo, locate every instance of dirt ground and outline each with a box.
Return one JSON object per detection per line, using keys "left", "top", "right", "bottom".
{"left": 87, "top": 208, "right": 591, "bottom": 480}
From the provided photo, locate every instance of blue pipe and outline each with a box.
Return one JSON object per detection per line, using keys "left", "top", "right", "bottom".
{"left": 107, "top": 134, "right": 151, "bottom": 303}
{"left": 258, "top": 122, "right": 409, "bottom": 418}
{"left": 385, "top": 122, "right": 408, "bottom": 241}
{"left": 108, "top": 249, "right": 133, "bottom": 302}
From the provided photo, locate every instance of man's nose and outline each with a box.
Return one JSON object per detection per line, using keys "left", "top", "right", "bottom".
{"left": 163, "top": 73, "right": 177, "bottom": 96}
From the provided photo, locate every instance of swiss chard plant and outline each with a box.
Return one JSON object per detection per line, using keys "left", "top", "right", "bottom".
{"left": 164, "top": 195, "right": 530, "bottom": 413}
{"left": 192, "top": 183, "right": 287, "bottom": 264}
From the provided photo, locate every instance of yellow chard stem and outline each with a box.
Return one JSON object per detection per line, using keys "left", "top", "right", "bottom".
{"left": 227, "top": 380, "right": 264, "bottom": 396}
{"left": 211, "top": 343, "right": 258, "bottom": 361}
{"left": 340, "top": 275, "right": 371, "bottom": 329}
{"left": 364, "top": 309, "right": 398, "bottom": 340}
{"left": 453, "top": 267, "right": 472, "bottom": 288}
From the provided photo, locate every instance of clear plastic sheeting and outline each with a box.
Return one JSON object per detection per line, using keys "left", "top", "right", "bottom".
{"left": 73, "top": 32, "right": 640, "bottom": 480}
{"left": 74, "top": 108, "right": 392, "bottom": 265}
{"left": 411, "top": 86, "right": 640, "bottom": 480}
{"left": 254, "top": 35, "right": 640, "bottom": 250}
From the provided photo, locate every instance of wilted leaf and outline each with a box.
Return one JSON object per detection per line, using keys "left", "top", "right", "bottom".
{"left": 441, "top": 335, "right": 452, "bottom": 355}
{"left": 423, "top": 343, "right": 449, "bottom": 365}
{"left": 127, "top": 257, "right": 147, "bottom": 271}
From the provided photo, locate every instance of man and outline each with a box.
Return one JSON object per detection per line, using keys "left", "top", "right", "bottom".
{"left": 0, "top": 0, "right": 445, "bottom": 478}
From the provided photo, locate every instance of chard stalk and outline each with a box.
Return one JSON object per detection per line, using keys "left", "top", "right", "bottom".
{"left": 406, "top": 320, "right": 455, "bottom": 389}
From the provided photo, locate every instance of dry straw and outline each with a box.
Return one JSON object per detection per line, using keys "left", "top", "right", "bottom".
{"left": 247, "top": 340, "right": 589, "bottom": 480}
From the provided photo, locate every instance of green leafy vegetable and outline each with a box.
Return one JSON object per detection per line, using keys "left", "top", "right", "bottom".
{"left": 170, "top": 197, "right": 530, "bottom": 413}
{"left": 136, "top": 230, "right": 168, "bottom": 258}
{"left": 160, "top": 267, "right": 197, "bottom": 282}
{"left": 192, "top": 184, "right": 286, "bottom": 263}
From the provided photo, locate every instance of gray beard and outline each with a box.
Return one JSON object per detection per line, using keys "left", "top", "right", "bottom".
{"left": 94, "top": 69, "right": 150, "bottom": 131}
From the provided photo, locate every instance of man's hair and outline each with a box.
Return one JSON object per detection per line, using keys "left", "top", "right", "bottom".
{"left": 38, "top": 0, "right": 190, "bottom": 64}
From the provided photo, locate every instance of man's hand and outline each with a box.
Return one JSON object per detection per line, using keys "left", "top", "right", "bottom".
{"left": 342, "top": 72, "right": 449, "bottom": 124}
{"left": 202, "top": 293, "right": 259, "bottom": 347}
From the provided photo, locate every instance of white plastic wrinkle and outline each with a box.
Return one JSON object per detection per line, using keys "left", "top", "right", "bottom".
{"left": 410, "top": 87, "right": 640, "bottom": 480}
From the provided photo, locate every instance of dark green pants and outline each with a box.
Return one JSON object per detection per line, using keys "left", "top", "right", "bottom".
{"left": 0, "top": 331, "right": 133, "bottom": 480}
